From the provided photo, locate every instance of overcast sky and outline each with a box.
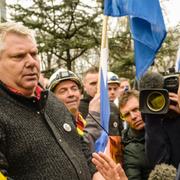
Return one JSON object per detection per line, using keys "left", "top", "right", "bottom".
{"left": 6, "top": 0, "right": 180, "bottom": 28}
{"left": 162, "top": 0, "right": 180, "bottom": 28}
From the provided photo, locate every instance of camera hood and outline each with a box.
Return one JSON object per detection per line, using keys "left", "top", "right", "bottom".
{"left": 140, "top": 89, "right": 170, "bottom": 114}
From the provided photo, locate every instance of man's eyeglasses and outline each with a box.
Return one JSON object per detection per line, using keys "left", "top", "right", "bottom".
{"left": 120, "top": 107, "right": 140, "bottom": 121}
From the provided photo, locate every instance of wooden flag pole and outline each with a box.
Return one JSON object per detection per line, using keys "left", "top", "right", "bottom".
{"left": 101, "top": 15, "right": 109, "bottom": 49}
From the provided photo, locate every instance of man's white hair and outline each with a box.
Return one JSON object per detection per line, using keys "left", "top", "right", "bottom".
{"left": 0, "top": 22, "right": 36, "bottom": 53}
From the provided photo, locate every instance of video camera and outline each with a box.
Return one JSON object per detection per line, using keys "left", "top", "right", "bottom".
{"left": 139, "top": 70, "right": 179, "bottom": 114}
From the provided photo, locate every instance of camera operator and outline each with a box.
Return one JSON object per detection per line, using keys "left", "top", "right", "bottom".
{"left": 139, "top": 71, "right": 180, "bottom": 169}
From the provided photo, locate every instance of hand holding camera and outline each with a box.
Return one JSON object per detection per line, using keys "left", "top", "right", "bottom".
{"left": 168, "top": 92, "right": 180, "bottom": 114}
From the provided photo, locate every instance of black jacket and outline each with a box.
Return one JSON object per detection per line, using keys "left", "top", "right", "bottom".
{"left": 79, "top": 92, "right": 92, "bottom": 119}
{"left": 122, "top": 127, "right": 151, "bottom": 180}
{"left": 144, "top": 113, "right": 180, "bottom": 169}
{"left": 0, "top": 84, "right": 94, "bottom": 180}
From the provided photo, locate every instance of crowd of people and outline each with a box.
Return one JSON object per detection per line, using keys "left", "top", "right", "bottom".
{"left": 0, "top": 21, "right": 180, "bottom": 180}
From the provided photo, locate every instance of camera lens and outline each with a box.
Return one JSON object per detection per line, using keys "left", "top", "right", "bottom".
{"left": 147, "top": 91, "right": 166, "bottom": 112}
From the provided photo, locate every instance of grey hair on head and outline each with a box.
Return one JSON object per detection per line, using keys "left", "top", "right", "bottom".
{"left": 0, "top": 22, "right": 36, "bottom": 54}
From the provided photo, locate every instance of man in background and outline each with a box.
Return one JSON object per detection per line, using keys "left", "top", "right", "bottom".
{"left": 79, "top": 66, "right": 99, "bottom": 119}
{"left": 119, "top": 77, "right": 131, "bottom": 97}
{"left": 119, "top": 90, "right": 151, "bottom": 179}
{"left": 106, "top": 72, "right": 123, "bottom": 163}
{"left": 108, "top": 71, "right": 120, "bottom": 103}
{"left": 48, "top": 68, "right": 101, "bottom": 151}
{"left": 93, "top": 90, "right": 151, "bottom": 179}
{"left": 80, "top": 68, "right": 123, "bottom": 153}
{"left": 107, "top": 71, "right": 123, "bottom": 136}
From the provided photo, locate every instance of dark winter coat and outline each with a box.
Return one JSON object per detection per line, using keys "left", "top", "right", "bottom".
{"left": 0, "top": 83, "right": 95, "bottom": 180}
{"left": 79, "top": 92, "right": 92, "bottom": 119}
{"left": 144, "top": 113, "right": 180, "bottom": 169}
{"left": 122, "top": 127, "right": 151, "bottom": 180}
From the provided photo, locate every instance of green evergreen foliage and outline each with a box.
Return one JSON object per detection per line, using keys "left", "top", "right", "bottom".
{"left": 9, "top": 0, "right": 102, "bottom": 76}
{"left": 8, "top": 1, "right": 180, "bottom": 79}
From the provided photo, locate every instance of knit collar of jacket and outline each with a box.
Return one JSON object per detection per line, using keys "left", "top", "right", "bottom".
{"left": 122, "top": 127, "right": 145, "bottom": 144}
{"left": 2, "top": 82, "right": 43, "bottom": 100}
{"left": 0, "top": 81, "right": 49, "bottom": 110}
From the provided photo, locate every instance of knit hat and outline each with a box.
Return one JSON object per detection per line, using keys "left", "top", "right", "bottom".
{"left": 48, "top": 68, "right": 82, "bottom": 92}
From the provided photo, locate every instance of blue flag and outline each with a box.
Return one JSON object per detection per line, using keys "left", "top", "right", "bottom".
{"left": 104, "top": 0, "right": 167, "bottom": 79}
{"left": 95, "top": 47, "right": 110, "bottom": 152}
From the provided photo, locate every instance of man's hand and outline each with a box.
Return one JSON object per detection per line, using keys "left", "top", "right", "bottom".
{"left": 92, "top": 152, "right": 128, "bottom": 180}
{"left": 89, "top": 93, "right": 100, "bottom": 113}
{"left": 169, "top": 92, "right": 180, "bottom": 114}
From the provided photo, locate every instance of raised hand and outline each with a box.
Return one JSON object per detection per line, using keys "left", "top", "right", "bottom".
{"left": 92, "top": 152, "right": 128, "bottom": 180}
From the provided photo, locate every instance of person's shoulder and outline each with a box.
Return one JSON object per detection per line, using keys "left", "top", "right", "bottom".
{"left": 80, "top": 98, "right": 89, "bottom": 104}
{"left": 79, "top": 94, "right": 91, "bottom": 109}
{"left": 110, "top": 102, "right": 119, "bottom": 114}
{"left": 47, "top": 91, "right": 68, "bottom": 110}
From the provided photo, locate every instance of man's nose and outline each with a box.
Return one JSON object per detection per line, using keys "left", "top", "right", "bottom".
{"left": 110, "top": 89, "right": 115, "bottom": 93}
{"left": 129, "top": 111, "right": 137, "bottom": 119}
{"left": 25, "top": 54, "right": 38, "bottom": 67}
{"left": 67, "top": 89, "right": 75, "bottom": 96}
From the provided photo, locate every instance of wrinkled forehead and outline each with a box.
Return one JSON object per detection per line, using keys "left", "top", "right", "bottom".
{"left": 120, "top": 96, "right": 139, "bottom": 111}
{"left": 0, "top": 32, "right": 36, "bottom": 53}
{"left": 84, "top": 72, "right": 98, "bottom": 80}
{"left": 54, "top": 80, "right": 80, "bottom": 92}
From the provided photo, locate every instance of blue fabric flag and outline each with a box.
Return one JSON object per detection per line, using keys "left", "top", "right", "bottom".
{"left": 104, "top": 0, "right": 167, "bottom": 79}
{"left": 95, "top": 47, "right": 110, "bottom": 152}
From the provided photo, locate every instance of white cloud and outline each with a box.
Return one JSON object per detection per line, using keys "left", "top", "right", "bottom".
{"left": 161, "top": 0, "right": 180, "bottom": 28}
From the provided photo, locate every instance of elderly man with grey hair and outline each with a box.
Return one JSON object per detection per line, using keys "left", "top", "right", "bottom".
{"left": 0, "top": 22, "right": 102, "bottom": 180}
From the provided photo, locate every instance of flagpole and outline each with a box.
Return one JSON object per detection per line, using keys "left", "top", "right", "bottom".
{"left": 97, "top": 15, "right": 109, "bottom": 93}
{"left": 101, "top": 15, "right": 108, "bottom": 49}
{"left": 95, "top": 15, "right": 110, "bottom": 152}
